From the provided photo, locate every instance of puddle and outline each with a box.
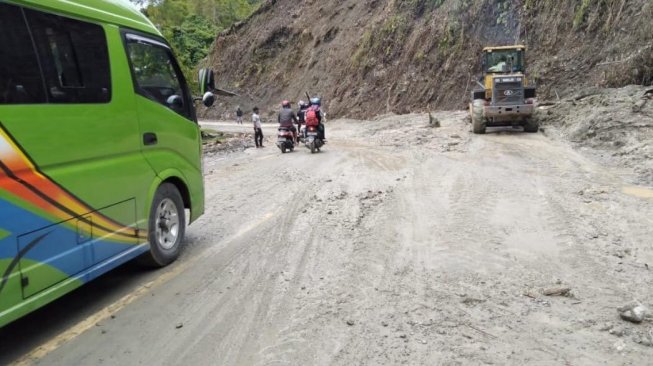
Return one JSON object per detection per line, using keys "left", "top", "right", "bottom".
{"left": 623, "top": 186, "right": 653, "bottom": 199}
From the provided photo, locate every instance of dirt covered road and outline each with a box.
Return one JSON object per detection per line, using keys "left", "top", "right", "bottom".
{"left": 34, "top": 112, "right": 653, "bottom": 365}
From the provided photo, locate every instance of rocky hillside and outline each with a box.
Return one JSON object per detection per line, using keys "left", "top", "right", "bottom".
{"left": 203, "top": 0, "right": 653, "bottom": 118}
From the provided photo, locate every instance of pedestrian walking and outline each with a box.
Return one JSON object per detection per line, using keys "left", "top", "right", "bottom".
{"left": 252, "top": 107, "right": 264, "bottom": 148}
{"left": 236, "top": 106, "right": 243, "bottom": 125}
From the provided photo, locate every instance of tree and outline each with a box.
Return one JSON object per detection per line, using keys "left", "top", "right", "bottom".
{"left": 132, "top": 0, "right": 261, "bottom": 88}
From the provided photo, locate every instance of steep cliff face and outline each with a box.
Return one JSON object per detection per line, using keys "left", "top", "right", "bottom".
{"left": 204, "top": 0, "right": 652, "bottom": 118}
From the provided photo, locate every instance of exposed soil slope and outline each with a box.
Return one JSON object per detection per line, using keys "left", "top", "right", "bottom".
{"left": 203, "top": 0, "right": 653, "bottom": 118}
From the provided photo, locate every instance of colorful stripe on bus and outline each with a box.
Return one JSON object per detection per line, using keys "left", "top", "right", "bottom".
{"left": 0, "top": 123, "right": 147, "bottom": 298}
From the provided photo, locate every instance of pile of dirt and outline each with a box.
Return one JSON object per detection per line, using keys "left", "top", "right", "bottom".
{"left": 202, "top": 0, "right": 652, "bottom": 118}
{"left": 537, "top": 86, "right": 653, "bottom": 185}
{"left": 203, "top": 132, "right": 256, "bottom": 155}
{"left": 348, "top": 111, "right": 472, "bottom": 153}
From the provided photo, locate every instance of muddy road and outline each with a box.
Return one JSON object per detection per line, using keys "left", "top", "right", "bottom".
{"left": 5, "top": 113, "right": 653, "bottom": 365}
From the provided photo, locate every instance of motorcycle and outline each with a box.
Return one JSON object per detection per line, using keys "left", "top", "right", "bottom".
{"left": 276, "top": 127, "right": 295, "bottom": 153}
{"left": 304, "top": 124, "right": 324, "bottom": 154}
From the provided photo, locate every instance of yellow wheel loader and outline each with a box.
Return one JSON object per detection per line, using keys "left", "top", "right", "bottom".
{"left": 469, "top": 45, "right": 538, "bottom": 134}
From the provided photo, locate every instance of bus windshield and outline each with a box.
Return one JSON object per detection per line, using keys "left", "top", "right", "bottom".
{"left": 485, "top": 49, "right": 524, "bottom": 73}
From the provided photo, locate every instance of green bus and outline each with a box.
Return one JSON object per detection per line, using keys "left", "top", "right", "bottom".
{"left": 0, "top": 0, "right": 212, "bottom": 327}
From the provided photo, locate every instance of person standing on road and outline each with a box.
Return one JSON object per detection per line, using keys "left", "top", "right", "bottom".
{"left": 253, "top": 107, "right": 264, "bottom": 148}
{"left": 236, "top": 106, "right": 244, "bottom": 125}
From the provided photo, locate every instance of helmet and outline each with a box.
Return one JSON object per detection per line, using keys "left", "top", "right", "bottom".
{"left": 298, "top": 100, "right": 306, "bottom": 108}
{"left": 281, "top": 100, "right": 291, "bottom": 108}
{"left": 310, "top": 97, "right": 321, "bottom": 106}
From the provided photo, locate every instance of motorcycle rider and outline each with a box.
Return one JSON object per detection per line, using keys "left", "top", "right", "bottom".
{"left": 306, "top": 97, "right": 325, "bottom": 141}
{"left": 278, "top": 100, "right": 298, "bottom": 142}
{"left": 296, "top": 100, "right": 308, "bottom": 143}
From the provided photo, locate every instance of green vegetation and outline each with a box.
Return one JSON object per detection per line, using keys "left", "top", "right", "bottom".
{"left": 495, "top": 0, "right": 511, "bottom": 26}
{"left": 131, "top": 0, "right": 262, "bottom": 87}
{"left": 573, "top": 0, "right": 593, "bottom": 30}
{"left": 351, "top": 30, "right": 373, "bottom": 68}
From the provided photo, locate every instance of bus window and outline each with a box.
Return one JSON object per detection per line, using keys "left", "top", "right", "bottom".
{"left": 126, "top": 36, "right": 191, "bottom": 120}
{"left": 24, "top": 8, "right": 111, "bottom": 104}
{"left": 0, "top": 3, "right": 46, "bottom": 104}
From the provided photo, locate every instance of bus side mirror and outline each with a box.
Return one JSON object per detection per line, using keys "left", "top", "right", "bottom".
{"left": 166, "top": 95, "right": 183, "bottom": 109}
{"left": 202, "top": 92, "right": 215, "bottom": 107}
{"left": 198, "top": 68, "right": 215, "bottom": 95}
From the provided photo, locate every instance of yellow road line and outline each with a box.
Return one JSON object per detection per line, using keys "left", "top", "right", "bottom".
{"left": 12, "top": 210, "right": 275, "bottom": 366}
{"left": 12, "top": 259, "right": 193, "bottom": 366}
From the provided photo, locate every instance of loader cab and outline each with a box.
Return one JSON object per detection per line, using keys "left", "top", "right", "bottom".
{"left": 483, "top": 46, "right": 525, "bottom": 74}
{"left": 480, "top": 45, "right": 530, "bottom": 95}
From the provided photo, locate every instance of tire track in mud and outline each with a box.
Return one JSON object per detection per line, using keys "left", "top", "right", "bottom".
{"left": 231, "top": 188, "right": 314, "bottom": 365}
{"left": 440, "top": 157, "right": 506, "bottom": 271}
{"left": 509, "top": 135, "right": 631, "bottom": 283}
{"left": 354, "top": 134, "right": 618, "bottom": 364}
{"left": 252, "top": 188, "right": 354, "bottom": 364}
{"left": 329, "top": 194, "right": 406, "bottom": 365}
{"left": 226, "top": 161, "right": 358, "bottom": 365}
{"left": 328, "top": 142, "right": 498, "bottom": 364}
{"left": 388, "top": 156, "right": 518, "bottom": 364}
{"left": 162, "top": 151, "right": 347, "bottom": 365}
{"left": 176, "top": 137, "right": 366, "bottom": 365}
{"left": 462, "top": 140, "right": 584, "bottom": 362}
{"left": 224, "top": 150, "right": 368, "bottom": 365}
{"left": 313, "top": 196, "right": 403, "bottom": 362}
{"left": 459, "top": 133, "right": 653, "bottom": 363}
{"left": 256, "top": 143, "right": 412, "bottom": 365}
{"left": 166, "top": 180, "right": 314, "bottom": 364}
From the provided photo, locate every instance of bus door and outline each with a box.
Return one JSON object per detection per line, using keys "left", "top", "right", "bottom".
{"left": 123, "top": 33, "right": 203, "bottom": 211}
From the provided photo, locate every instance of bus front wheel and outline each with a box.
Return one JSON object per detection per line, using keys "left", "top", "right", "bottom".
{"left": 141, "top": 183, "right": 185, "bottom": 267}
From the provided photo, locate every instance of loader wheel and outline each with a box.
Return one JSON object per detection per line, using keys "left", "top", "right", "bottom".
{"left": 523, "top": 117, "right": 539, "bottom": 133}
{"left": 471, "top": 100, "right": 486, "bottom": 134}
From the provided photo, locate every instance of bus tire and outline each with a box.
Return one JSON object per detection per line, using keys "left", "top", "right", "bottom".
{"left": 141, "top": 183, "right": 185, "bottom": 267}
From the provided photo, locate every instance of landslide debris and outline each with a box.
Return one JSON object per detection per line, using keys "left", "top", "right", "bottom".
{"left": 537, "top": 85, "right": 653, "bottom": 185}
